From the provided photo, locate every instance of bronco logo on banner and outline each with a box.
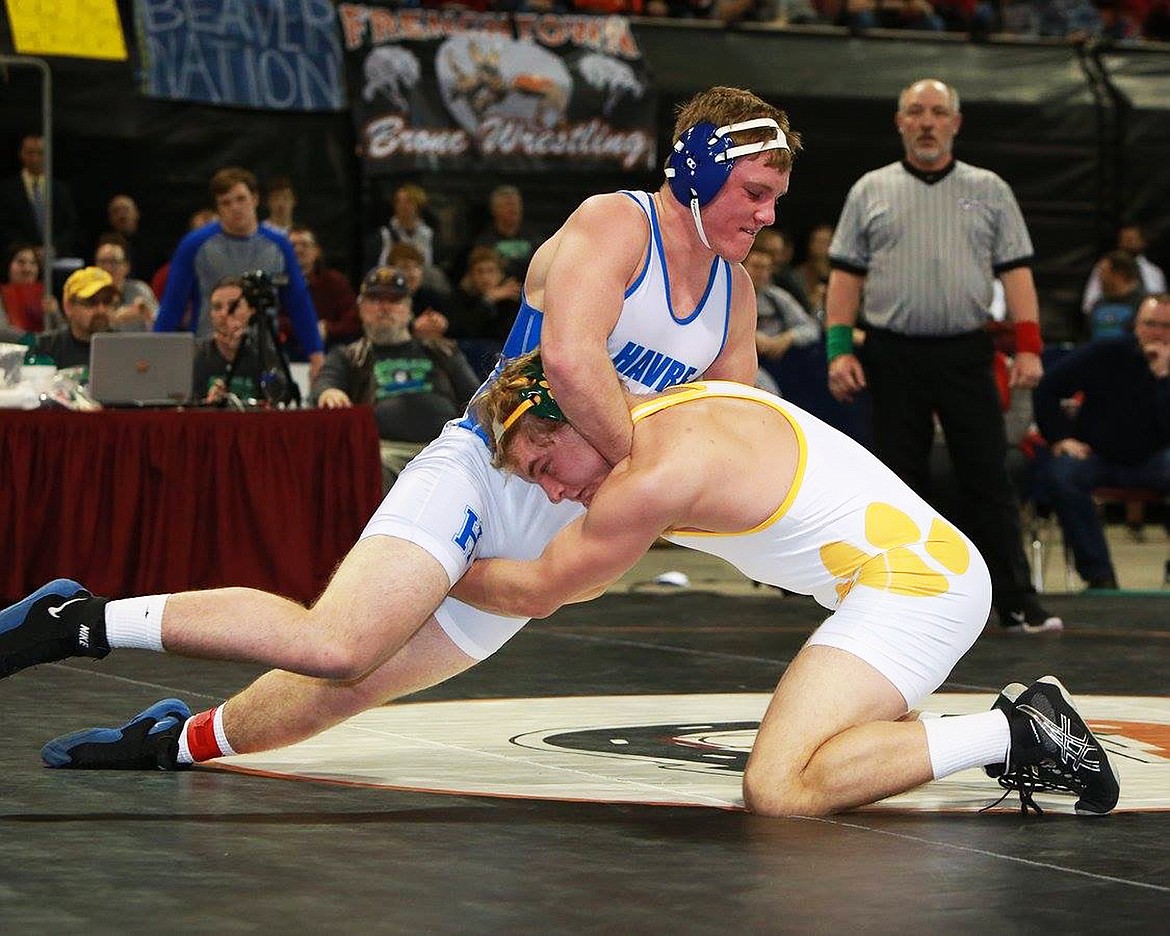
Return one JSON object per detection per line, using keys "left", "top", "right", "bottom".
{"left": 338, "top": 5, "right": 657, "bottom": 173}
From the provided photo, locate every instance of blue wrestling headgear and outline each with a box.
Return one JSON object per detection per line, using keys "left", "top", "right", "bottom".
{"left": 664, "top": 117, "right": 790, "bottom": 249}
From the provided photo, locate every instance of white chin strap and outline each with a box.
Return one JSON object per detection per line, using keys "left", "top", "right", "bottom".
{"left": 682, "top": 117, "right": 790, "bottom": 252}
{"left": 690, "top": 198, "right": 712, "bottom": 250}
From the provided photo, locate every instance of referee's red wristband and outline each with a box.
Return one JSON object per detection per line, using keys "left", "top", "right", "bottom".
{"left": 1015, "top": 321, "right": 1042, "bottom": 356}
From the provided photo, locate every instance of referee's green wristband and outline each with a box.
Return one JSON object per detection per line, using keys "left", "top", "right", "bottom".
{"left": 825, "top": 325, "right": 854, "bottom": 362}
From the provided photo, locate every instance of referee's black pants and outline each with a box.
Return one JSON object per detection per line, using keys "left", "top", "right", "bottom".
{"left": 862, "top": 327, "right": 1036, "bottom": 612}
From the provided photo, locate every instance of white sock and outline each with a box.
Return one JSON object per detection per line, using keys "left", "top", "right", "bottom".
{"left": 104, "top": 595, "right": 169, "bottom": 652}
{"left": 921, "top": 710, "right": 1011, "bottom": 780}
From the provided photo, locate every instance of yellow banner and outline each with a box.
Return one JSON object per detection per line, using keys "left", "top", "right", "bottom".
{"left": 7, "top": 0, "right": 128, "bottom": 61}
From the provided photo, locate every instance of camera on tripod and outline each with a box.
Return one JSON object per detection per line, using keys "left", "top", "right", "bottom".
{"left": 240, "top": 270, "right": 279, "bottom": 316}
{"left": 226, "top": 269, "right": 300, "bottom": 407}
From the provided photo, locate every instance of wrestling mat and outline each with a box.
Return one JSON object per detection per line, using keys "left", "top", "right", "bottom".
{"left": 214, "top": 692, "right": 1170, "bottom": 814}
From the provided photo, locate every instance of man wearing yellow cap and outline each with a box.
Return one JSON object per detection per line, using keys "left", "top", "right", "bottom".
{"left": 33, "top": 267, "right": 119, "bottom": 370}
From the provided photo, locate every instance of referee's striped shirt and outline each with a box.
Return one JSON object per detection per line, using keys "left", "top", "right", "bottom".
{"left": 828, "top": 160, "right": 1034, "bottom": 337}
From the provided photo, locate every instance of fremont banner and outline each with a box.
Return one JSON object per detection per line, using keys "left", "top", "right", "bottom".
{"left": 339, "top": 5, "right": 657, "bottom": 174}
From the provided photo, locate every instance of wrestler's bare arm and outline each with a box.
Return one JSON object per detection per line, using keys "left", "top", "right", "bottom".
{"left": 451, "top": 460, "right": 684, "bottom": 619}
{"left": 539, "top": 194, "right": 651, "bottom": 465}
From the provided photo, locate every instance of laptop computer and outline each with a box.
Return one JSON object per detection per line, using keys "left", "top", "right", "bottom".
{"left": 89, "top": 332, "right": 195, "bottom": 407}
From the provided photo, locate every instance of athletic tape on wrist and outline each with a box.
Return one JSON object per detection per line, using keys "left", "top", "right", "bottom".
{"left": 825, "top": 324, "right": 854, "bottom": 361}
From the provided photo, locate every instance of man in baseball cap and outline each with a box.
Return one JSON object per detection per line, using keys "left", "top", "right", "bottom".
{"left": 33, "top": 267, "right": 119, "bottom": 369}
{"left": 359, "top": 265, "right": 409, "bottom": 300}
{"left": 312, "top": 265, "right": 479, "bottom": 446}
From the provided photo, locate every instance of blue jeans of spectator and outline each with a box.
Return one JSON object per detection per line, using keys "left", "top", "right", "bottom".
{"left": 1039, "top": 447, "right": 1170, "bottom": 581}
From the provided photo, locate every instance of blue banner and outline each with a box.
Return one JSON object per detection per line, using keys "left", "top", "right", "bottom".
{"left": 136, "top": 0, "right": 345, "bottom": 111}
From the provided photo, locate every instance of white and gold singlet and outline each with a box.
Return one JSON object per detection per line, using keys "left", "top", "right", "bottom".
{"left": 632, "top": 381, "right": 984, "bottom": 612}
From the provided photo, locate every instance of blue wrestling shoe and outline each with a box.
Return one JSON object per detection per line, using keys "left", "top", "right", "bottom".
{"left": 0, "top": 579, "right": 110, "bottom": 678}
{"left": 42, "top": 698, "right": 192, "bottom": 770}
{"left": 987, "top": 677, "right": 1119, "bottom": 816}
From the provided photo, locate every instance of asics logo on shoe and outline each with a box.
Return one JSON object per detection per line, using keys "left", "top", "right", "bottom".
{"left": 47, "top": 597, "right": 85, "bottom": 619}
{"left": 1020, "top": 703, "right": 1100, "bottom": 773}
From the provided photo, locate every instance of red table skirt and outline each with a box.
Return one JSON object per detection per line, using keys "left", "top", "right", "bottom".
{"left": 1, "top": 407, "right": 384, "bottom": 604}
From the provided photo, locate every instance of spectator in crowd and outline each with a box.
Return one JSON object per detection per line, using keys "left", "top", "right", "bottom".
{"left": 1081, "top": 223, "right": 1166, "bottom": 316}
{"left": 366, "top": 182, "right": 451, "bottom": 297}
{"left": 369, "top": 183, "right": 438, "bottom": 269}
{"left": 1032, "top": 294, "right": 1170, "bottom": 590}
{"left": 33, "top": 266, "right": 117, "bottom": 370}
{"left": 1086, "top": 249, "right": 1145, "bottom": 341}
{"left": 154, "top": 167, "right": 324, "bottom": 378}
{"left": 0, "top": 134, "right": 80, "bottom": 260}
{"left": 289, "top": 224, "right": 360, "bottom": 350}
{"left": 106, "top": 194, "right": 139, "bottom": 240}
{"left": 796, "top": 222, "right": 834, "bottom": 315}
{"left": 192, "top": 276, "right": 264, "bottom": 404}
{"left": 0, "top": 242, "right": 59, "bottom": 338}
{"left": 386, "top": 241, "right": 451, "bottom": 342}
{"left": 471, "top": 184, "right": 543, "bottom": 283}
{"left": 263, "top": 176, "right": 297, "bottom": 236}
{"left": 311, "top": 267, "right": 479, "bottom": 445}
{"left": 744, "top": 244, "right": 821, "bottom": 395}
{"left": 93, "top": 233, "right": 158, "bottom": 332}
{"left": 754, "top": 226, "right": 814, "bottom": 312}
{"left": 826, "top": 77, "right": 1059, "bottom": 634}
{"left": 150, "top": 208, "right": 217, "bottom": 302}
{"left": 449, "top": 245, "right": 522, "bottom": 379}
{"left": 105, "top": 194, "right": 161, "bottom": 280}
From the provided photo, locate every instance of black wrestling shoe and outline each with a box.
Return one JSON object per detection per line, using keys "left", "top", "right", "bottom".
{"left": 41, "top": 698, "right": 192, "bottom": 770}
{"left": 0, "top": 579, "right": 110, "bottom": 678}
{"left": 991, "top": 677, "right": 1119, "bottom": 816}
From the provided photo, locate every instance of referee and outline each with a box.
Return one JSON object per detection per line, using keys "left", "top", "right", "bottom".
{"left": 824, "top": 77, "right": 1060, "bottom": 634}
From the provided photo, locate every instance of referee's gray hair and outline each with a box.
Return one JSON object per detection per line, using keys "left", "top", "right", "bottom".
{"left": 898, "top": 79, "right": 960, "bottom": 114}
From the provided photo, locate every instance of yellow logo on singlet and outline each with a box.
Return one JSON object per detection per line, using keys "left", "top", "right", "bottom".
{"left": 819, "top": 503, "right": 970, "bottom": 602}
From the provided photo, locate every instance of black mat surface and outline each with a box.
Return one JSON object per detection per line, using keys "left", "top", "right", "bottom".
{"left": 3, "top": 592, "right": 1167, "bottom": 934}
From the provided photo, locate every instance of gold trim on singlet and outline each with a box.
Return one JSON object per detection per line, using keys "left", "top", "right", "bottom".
{"left": 630, "top": 381, "right": 808, "bottom": 537}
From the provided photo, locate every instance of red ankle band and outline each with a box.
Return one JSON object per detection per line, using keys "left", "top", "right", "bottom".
{"left": 185, "top": 706, "right": 224, "bottom": 762}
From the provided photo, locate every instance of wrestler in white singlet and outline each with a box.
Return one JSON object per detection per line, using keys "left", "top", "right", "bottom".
{"left": 635, "top": 381, "right": 992, "bottom": 706}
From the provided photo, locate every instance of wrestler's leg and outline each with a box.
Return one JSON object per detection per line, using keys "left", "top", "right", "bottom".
{"left": 742, "top": 645, "right": 929, "bottom": 817}
{"left": 220, "top": 618, "right": 476, "bottom": 755}
{"left": 159, "top": 536, "right": 451, "bottom": 680}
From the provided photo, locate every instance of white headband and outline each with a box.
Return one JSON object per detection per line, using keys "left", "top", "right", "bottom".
{"left": 711, "top": 117, "right": 789, "bottom": 163}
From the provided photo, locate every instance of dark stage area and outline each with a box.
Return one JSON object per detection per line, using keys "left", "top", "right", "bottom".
{"left": 2, "top": 590, "right": 1167, "bottom": 933}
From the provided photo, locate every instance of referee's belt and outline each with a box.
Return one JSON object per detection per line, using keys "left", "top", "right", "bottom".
{"left": 866, "top": 326, "right": 988, "bottom": 343}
